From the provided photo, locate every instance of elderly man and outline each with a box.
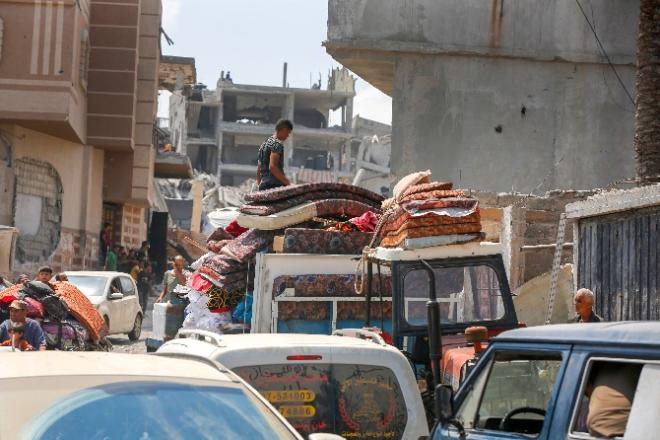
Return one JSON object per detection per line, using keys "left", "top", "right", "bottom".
{"left": 572, "top": 288, "right": 603, "bottom": 323}
{"left": 0, "top": 300, "right": 46, "bottom": 350}
{"left": 156, "top": 256, "right": 191, "bottom": 305}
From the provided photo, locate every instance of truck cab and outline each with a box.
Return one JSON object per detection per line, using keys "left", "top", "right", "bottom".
{"left": 252, "top": 242, "right": 519, "bottom": 390}
{"left": 431, "top": 322, "right": 660, "bottom": 440}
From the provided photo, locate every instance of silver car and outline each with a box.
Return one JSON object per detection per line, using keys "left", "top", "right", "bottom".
{"left": 65, "top": 271, "right": 143, "bottom": 340}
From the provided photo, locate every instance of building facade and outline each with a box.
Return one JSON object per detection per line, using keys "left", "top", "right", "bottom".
{"left": 0, "top": 0, "right": 162, "bottom": 274}
{"left": 326, "top": 0, "right": 639, "bottom": 193}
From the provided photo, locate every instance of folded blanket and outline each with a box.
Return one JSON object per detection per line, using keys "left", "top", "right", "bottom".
{"left": 221, "top": 229, "right": 277, "bottom": 262}
{"left": 381, "top": 233, "right": 483, "bottom": 249}
{"left": 380, "top": 211, "right": 481, "bottom": 237}
{"left": 399, "top": 189, "right": 465, "bottom": 203}
{"left": 382, "top": 222, "right": 483, "bottom": 242}
{"left": 400, "top": 181, "right": 453, "bottom": 199}
{"left": 245, "top": 182, "right": 384, "bottom": 204}
{"left": 283, "top": 228, "right": 374, "bottom": 255}
{"left": 240, "top": 190, "right": 381, "bottom": 216}
{"left": 402, "top": 197, "right": 479, "bottom": 213}
{"left": 53, "top": 282, "right": 107, "bottom": 343}
{"left": 237, "top": 199, "right": 379, "bottom": 231}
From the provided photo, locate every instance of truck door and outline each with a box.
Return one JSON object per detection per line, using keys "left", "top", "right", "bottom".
{"left": 436, "top": 345, "right": 570, "bottom": 440}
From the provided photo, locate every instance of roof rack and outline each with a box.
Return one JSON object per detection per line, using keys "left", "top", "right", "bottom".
{"left": 332, "top": 328, "right": 387, "bottom": 346}
{"left": 176, "top": 329, "right": 225, "bottom": 347}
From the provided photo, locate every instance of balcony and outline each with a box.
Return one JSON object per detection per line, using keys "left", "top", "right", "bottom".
{"left": 0, "top": 0, "right": 91, "bottom": 142}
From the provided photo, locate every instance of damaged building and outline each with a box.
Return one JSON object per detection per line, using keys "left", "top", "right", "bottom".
{"left": 325, "top": 0, "right": 639, "bottom": 193}
{"left": 169, "top": 67, "right": 360, "bottom": 187}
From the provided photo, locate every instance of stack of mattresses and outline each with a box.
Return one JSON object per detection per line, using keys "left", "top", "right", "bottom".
{"left": 181, "top": 183, "right": 384, "bottom": 333}
{"left": 0, "top": 281, "right": 107, "bottom": 349}
{"left": 378, "top": 173, "right": 482, "bottom": 249}
{"left": 237, "top": 183, "right": 383, "bottom": 230}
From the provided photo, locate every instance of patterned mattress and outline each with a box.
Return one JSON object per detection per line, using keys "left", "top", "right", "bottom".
{"left": 53, "top": 282, "right": 107, "bottom": 343}
{"left": 240, "top": 190, "right": 382, "bottom": 216}
{"left": 244, "top": 182, "right": 384, "bottom": 204}
{"left": 283, "top": 228, "right": 374, "bottom": 255}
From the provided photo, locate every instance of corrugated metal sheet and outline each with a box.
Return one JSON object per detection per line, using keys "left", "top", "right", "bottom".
{"left": 578, "top": 207, "right": 659, "bottom": 321}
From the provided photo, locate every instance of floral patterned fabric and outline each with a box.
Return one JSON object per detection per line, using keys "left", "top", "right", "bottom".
{"left": 221, "top": 229, "right": 277, "bottom": 262}
{"left": 245, "top": 182, "right": 384, "bottom": 204}
{"left": 283, "top": 229, "right": 374, "bottom": 255}
{"left": 399, "top": 189, "right": 465, "bottom": 203}
{"left": 400, "top": 181, "right": 453, "bottom": 199}
{"left": 53, "top": 282, "right": 107, "bottom": 342}
{"left": 273, "top": 274, "right": 392, "bottom": 297}
{"left": 379, "top": 210, "right": 480, "bottom": 236}
{"left": 380, "top": 224, "right": 483, "bottom": 248}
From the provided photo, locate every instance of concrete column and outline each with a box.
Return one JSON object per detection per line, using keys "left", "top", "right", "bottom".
{"left": 215, "top": 89, "right": 224, "bottom": 184}
{"left": 284, "top": 93, "right": 295, "bottom": 175}
{"left": 501, "top": 206, "right": 526, "bottom": 291}
{"left": 190, "top": 180, "right": 204, "bottom": 233}
{"left": 344, "top": 98, "right": 354, "bottom": 131}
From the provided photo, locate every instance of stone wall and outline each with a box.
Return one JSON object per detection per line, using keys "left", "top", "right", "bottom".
{"left": 467, "top": 189, "right": 594, "bottom": 290}
{"left": 13, "top": 157, "right": 63, "bottom": 264}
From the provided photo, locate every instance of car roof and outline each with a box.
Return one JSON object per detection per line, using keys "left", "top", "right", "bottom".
{"left": 0, "top": 352, "right": 236, "bottom": 382}
{"left": 174, "top": 332, "right": 396, "bottom": 350}
{"left": 495, "top": 321, "right": 660, "bottom": 347}
{"left": 65, "top": 271, "right": 129, "bottom": 278}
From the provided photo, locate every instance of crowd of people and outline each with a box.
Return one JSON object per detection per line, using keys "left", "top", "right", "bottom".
{"left": 101, "top": 227, "right": 156, "bottom": 311}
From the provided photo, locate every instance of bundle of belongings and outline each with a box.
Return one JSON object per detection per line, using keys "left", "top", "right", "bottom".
{"left": 375, "top": 170, "right": 483, "bottom": 250}
{"left": 0, "top": 281, "right": 108, "bottom": 350}
{"left": 178, "top": 183, "right": 384, "bottom": 334}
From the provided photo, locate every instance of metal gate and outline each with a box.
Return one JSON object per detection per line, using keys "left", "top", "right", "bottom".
{"left": 577, "top": 206, "right": 660, "bottom": 321}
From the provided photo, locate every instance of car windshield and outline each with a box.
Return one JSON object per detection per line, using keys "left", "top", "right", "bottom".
{"left": 18, "top": 380, "right": 297, "bottom": 440}
{"left": 66, "top": 276, "right": 107, "bottom": 297}
{"left": 402, "top": 264, "right": 506, "bottom": 326}
{"left": 233, "top": 363, "right": 408, "bottom": 440}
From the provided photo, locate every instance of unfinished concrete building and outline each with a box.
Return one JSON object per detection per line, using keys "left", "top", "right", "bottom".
{"left": 325, "top": 0, "right": 639, "bottom": 193}
{"left": 169, "top": 68, "right": 357, "bottom": 186}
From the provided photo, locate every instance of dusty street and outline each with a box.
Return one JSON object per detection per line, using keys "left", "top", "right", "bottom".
{"left": 108, "top": 299, "right": 154, "bottom": 355}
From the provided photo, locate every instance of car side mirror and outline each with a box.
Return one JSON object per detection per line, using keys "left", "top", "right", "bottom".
{"left": 308, "top": 434, "right": 346, "bottom": 440}
{"left": 435, "top": 384, "right": 455, "bottom": 423}
{"left": 109, "top": 292, "right": 124, "bottom": 300}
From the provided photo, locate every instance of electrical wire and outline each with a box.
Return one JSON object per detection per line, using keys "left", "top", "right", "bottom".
{"left": 573, "top": 0, "right": 636, "bottom": 106}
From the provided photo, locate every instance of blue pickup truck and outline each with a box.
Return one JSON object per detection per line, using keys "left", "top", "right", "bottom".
{"left": 431, "top": 322, "right": 660, "bottom": 440}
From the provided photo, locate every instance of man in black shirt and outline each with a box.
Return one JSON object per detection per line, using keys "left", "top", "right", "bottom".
{"left": 256, "top": 119, "right": 293, "bottom": 190}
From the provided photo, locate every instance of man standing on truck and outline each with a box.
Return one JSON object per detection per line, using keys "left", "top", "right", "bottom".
{"left": 255, "top": 119, "right": 293, "bottom": 191}
{"left": 572, "top": 288, "right": 602, "bottom": 323}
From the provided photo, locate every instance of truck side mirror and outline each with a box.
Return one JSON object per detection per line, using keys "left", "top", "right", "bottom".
{"left": 435, "top": 384, "right": 455, "bottom": 423}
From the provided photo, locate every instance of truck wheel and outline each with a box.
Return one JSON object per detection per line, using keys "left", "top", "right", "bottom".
{"left": 128, "top": 314, "right": 142, "bottom": 341}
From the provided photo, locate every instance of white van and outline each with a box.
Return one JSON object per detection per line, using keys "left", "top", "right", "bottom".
{"left": 158, "top": 330, "right": 429, "bottom": 440}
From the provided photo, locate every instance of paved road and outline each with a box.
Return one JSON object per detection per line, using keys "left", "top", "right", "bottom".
{"left": 108, "top": 297, "right": 155, "bottom": 354}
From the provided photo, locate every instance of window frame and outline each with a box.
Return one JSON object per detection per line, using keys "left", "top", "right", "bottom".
{"left": 119, "top": 277, "right": 136, "bottom": 296}
{"left": 452, "top": 344, "right": 571, "bottom": 439}
{"left": 567, "top": 357, "right": 660, "bottom": 440}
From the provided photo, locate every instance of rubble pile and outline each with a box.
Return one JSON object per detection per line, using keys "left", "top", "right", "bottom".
{"left": 376, "top": 171, "right": 483, "bottom": 249}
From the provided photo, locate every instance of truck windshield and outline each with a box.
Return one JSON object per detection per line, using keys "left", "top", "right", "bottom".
{"left": 233, "top": 363, "right": 408, "bottom": 440}
{"left": 402, "top": 264, "right": 505, "bottom": 326}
